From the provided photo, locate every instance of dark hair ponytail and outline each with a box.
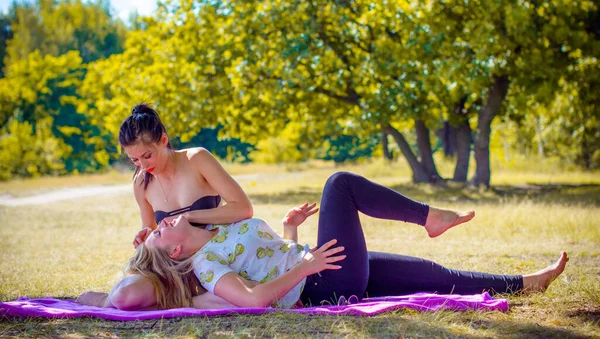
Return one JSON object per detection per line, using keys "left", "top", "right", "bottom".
{"left": 119, "top": 103, "right": 172, "bottom": 190}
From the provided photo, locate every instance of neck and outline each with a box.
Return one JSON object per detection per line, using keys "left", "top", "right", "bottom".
{"left": 181, "top": 227, "right": 217, "bottom": 257}
{"left": 159, "top": 150, "right": 177, "bottom": 178}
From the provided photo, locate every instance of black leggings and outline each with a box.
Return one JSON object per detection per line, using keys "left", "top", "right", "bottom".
{"left": 300, "top": 172, "right": 523, "bottom": 306}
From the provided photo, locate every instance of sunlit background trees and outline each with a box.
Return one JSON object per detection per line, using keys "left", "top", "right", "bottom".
{"left": 1, "top": 0, "right": 598, "bottom": 186}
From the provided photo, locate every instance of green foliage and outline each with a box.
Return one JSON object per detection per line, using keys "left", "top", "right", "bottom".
{"left": 318, "top": 134, "right": 380, "bottom": 164}
{"left": 5, "top": 0, "right": 126, "bottom": 66}
{"left": 0, "top": 50, "right": 109, "bottom": 175}
{"left": 0, "top": 117, "right": 69, "bottom": 180}
{"left": 0, "top": 0, "right": 129, "bottom": 179}
{"left": 174, "top": 125, "right": 255, "bottom": 163}
{"left": 0, "top": 11, "right": 13, "bottom": 78}
{"left": 1, "top": 0, "right": 598, "bottom": 180}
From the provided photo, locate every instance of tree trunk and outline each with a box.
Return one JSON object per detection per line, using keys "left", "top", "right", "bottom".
{"left": 382, "top": 123, "right": 430, "bottom": 183}
{"left": 414, "top": 119, "right": 442, "bottom": 182}
{"left": 535, "top": 117, "right": 545, "bottom": 157}
{"left": 452, "top": 97, "right": 471, "bottom": 182}
{"left": 437, "top": 121, "right": 457, "bottom": 157}
{"left": 471, "top": 75, "right": 510, "bottom": 187}
{"left": 381, "top": 129, "right": 393, "bottom": 160}
{"left": 453, "top": 122, "right": 471, "bottom": 182}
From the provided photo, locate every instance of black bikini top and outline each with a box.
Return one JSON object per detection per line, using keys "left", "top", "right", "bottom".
{"left": 154, "top": 195, "right": 221, "bottom": 227}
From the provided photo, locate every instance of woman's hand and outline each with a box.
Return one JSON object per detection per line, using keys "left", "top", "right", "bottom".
{"left": 133, "top": 227, "right": 153, "bottom": 248}
{"left": 76, "top": 291, "right": 109, "bottom": 308}
{"left": 283, "top": 203, "right": 319, "bottom": 228}
{"left": 301, "top": 239, "right": 345, "bottom": 276}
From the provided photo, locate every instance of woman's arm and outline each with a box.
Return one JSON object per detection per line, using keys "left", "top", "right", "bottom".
{"left": 282, "top": 203, "right": 319, "bottom": 242}
{"left": 212, "top": 240, "right": 345, "bottom": 308}
{"left": 132, "top": 174, "right": 159, "bottom": 247}
{"left": 181, "top": 148, "right": 253, "bottom": 224}
{"left": 193, "top": 278, "right": 259, "bottom": 309}
{"left": 192, "top": 293, "right": 236, "bottom": 309}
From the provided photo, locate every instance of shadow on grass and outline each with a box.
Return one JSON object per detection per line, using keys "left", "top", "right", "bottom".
{"left": 388, "top": 183, "right": 600, "bottom": 206}
{"left": 567, "top": 307, "right": 600, "bottom": 326}
{"left": 247, "top": 183, "right": 600, "bottom": 207}
{"left": 465, "top": 318, "right": 591, "bottom": 339}
{"left": 0, "top": 312, "right": 593, "bottom": 338}
{"left": 249, "top": 186, "right": 323, "bottom": 205}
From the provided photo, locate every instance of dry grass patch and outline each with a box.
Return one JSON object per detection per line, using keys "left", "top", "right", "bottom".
{"left": 1, "top": 162, "right": 599, "bottom": 338}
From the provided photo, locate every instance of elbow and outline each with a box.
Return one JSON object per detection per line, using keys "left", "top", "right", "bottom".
{"left": 110, "top": 285, "right": 148, "bottom": 311}
{"left": 243, "top": 202, "right": 254, "bottom": 219}
{"left": 234, "top": 291, "right": 269, "bottom": 308}
{"left": 246, "top": 295, "right": 270, "bottom": 308}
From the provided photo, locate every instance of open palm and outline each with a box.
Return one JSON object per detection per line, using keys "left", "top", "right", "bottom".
{"left": 282, "top": 203, "right": 319, "bottom": 228}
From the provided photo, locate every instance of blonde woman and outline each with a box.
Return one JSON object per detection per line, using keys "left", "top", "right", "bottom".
{"left": 116, "top": 172, "right": 568, "bottom": 309}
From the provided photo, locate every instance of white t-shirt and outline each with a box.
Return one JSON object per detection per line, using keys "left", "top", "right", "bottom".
{"left": 193, "top": 218, "right": 308, "bottom": 308}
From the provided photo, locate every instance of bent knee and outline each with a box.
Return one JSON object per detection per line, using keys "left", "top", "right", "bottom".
{"left": 325, "top": 171, "right": 353, "bottom": 188}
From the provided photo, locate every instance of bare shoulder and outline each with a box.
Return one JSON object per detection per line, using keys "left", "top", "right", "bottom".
{"left": 132, "top": 170, "right": 145, "bottom": 187}
{"left": 132, "top": 171, "right": 146, "bottom": 195}
{"left": 184, "top": 147, "right": 212, "bottom": 160}
{"left": 183, "top": 147, "right": 219, "bottom": 167}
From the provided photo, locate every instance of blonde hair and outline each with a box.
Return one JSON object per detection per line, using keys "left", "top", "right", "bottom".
{"left": 125, "top": 244, "right": 206, "bottom": 309}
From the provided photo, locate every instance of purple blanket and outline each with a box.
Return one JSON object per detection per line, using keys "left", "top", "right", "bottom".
{"left": 0, "top": 293, "right": 507, "bottom": 321}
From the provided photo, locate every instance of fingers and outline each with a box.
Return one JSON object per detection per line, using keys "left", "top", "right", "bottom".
{"left": 305, "top": 208, "right": 319, "bottom": 217}
{"left": 316, "top": 239, "right": 338, "bottom": 252}
{"left": 133, "top": 228, "right": 150, "bottom": 248}
{"left": 323, "top": 245, "right": 345, "bottom": 257}
{"left": 325, "top": 255, "right": 346, "bottom": 263}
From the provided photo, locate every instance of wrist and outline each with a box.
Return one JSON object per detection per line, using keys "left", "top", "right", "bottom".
{"left": 298, "top": 256, "right": 313, "bottom": 276}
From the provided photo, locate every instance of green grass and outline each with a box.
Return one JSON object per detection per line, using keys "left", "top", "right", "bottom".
{"left": 0, "top": 171, "right": 133, "bottom": 198}
{"left": 1, "top": 160, "right": 599, "bottom": 338}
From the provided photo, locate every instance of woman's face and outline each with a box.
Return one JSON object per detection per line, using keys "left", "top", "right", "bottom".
{"left": 145, "top": 215, "right": 191, "bottom": 255}
{"left": 122, "top": 133, "right": 169, "bottom": 175}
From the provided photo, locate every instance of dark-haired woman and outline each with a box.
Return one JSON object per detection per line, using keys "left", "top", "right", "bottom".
{"left": 77, "top": 103, "right": 254, "bottom": 310}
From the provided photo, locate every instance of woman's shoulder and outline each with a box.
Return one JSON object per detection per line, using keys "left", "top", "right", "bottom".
{"left": 230, "top": 218, "right": 268, "bottom": 228}
{"left": 132, "top": 170, "right": 147, "bottom": 193}
{"left": 177, "top": 147, "right": 220, "bottom": 172}
{"left": 179, "top": 147, "right": 212, "bottom": 161}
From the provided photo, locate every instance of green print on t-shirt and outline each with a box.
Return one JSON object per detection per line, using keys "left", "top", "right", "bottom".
{"left": 239, "top": 270, "right": 250, "bottom": 280}
{"left": 280, "top": 243, "right": 292, "bottom": 253}
{"left": 260, "top": 266, "right": 279, "bottom": 283}
{"left": 257, "top": 230, "right": 274, "bottom": 240}
{"left": 211, "top": 230, "right": 229, "bottom": 243}
{"left": 256, "top": 247, "right": 275, "bottom": 259}
{"left": 205, "top": 251, "right": 228, "bottom": 266}
{"left": 239, "top": 222, "right": 249, "bottom": 234}
{"left": 199, "top": 271, "right": 214, "bottom": 283}
{"left": 228, "top": 243, "right": 245, "bottom": 264}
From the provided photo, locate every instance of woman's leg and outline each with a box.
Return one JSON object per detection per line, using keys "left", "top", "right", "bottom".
{"left": 300, "top": 172, "right": 546, "bottom": 305}
{"left": 365, "top": 251, "right": 569, "bottom": 296}
{"left": 302, "top": 171, "right": 442, "bottom": 305}
{"left": 364, "top": 251, "right": 523, "bottom": 296}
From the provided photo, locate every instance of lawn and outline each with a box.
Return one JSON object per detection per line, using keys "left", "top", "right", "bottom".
{"left": 1, "top": 159, "right": 599, "bottom": 338}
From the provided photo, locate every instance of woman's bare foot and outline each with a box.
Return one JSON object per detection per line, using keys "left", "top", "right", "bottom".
{"left": 424, "top": 207, "right": 475, "bottom": 238}
{"left": 76, "top": 291, "right": 109, "bottom": 308}
{"left": 522, "top": 252, "right": 569, "bottom": 292}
